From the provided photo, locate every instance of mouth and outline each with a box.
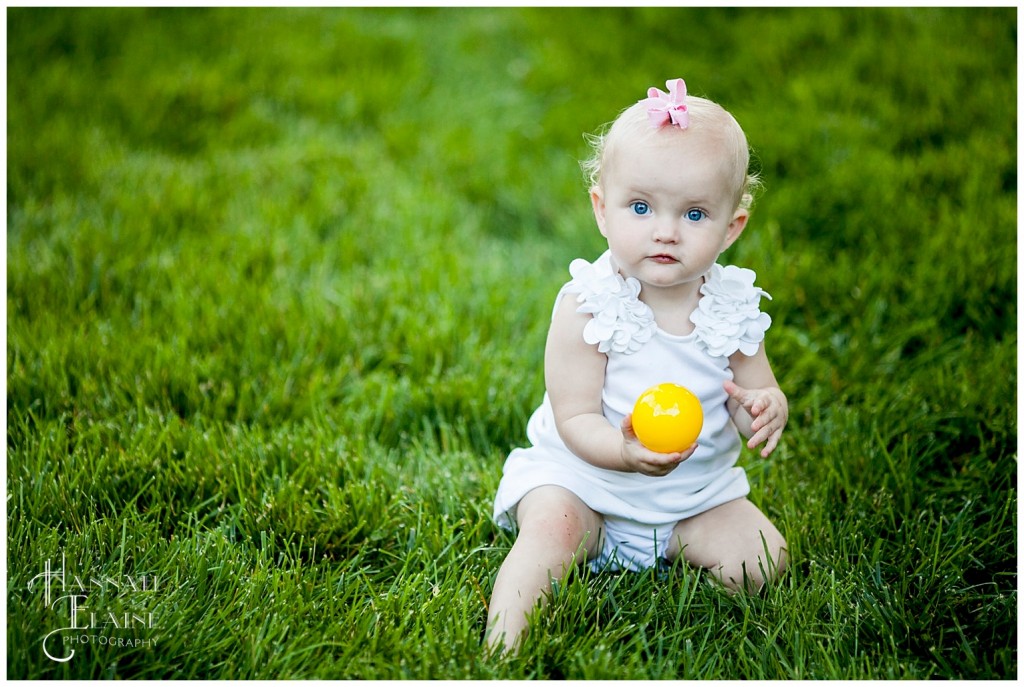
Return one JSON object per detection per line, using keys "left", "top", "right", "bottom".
{"left": 649, "top": 254, "right": 678, "bottom": 264}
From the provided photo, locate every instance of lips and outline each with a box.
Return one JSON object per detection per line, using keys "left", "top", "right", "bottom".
{"left": 649, "top": 254, "right": 678, "bottom": 264}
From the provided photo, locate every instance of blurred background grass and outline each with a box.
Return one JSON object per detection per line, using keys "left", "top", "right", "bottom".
{"left": 6, "top": 7, "right": 1017, "bottom": 679}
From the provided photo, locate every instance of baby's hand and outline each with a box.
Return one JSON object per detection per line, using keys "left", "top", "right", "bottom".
{"left": 619, "top": 414, "right": 697, "bottom": 476}
{"left": 723, "top": 380, "right": 788, "bottom": 457}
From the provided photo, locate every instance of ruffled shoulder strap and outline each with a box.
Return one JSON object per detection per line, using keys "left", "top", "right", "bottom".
{"left": 560, "top": 251, "right": 655, "bottom": 354}
{"left": 689, "top": 264, "right": 772, "bottom": 357}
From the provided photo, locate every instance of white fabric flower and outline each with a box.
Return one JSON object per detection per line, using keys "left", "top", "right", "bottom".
{"left": 690, "top": 264, "right": 772, "bottom": 357}
{"left": 566, "top": 255, "right": 656, "bottom": 355}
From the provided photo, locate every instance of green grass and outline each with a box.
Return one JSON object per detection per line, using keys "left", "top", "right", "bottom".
{"left": 7, "top": 6, "right": 1016, "bottom": 679}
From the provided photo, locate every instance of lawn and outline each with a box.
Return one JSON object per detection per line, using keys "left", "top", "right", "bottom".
{"left": 6, "top": 7, "right": 1017, "bottom": 679}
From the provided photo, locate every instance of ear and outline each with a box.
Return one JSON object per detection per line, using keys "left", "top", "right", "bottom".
{"left": 590, "top": 186, "right": 608, "bottom": 238}
{"left": 722, "top": 208, "right": 749, "bottom": 250}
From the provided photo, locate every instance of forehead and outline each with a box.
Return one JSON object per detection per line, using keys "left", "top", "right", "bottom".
{"left": 604, "top": 133, "right": 736, "bottom": 199}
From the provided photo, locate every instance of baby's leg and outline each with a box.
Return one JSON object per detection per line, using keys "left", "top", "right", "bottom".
{"left": 665, "top": 498, "right": 787, "bottom": 592}
{"left": 486, "top": 486, "right": 603, "bottom": 653}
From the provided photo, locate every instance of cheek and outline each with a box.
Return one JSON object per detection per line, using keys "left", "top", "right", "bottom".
{"left": 692, "top": 230, "right": 730, "bottom": 257}
{"left": 604, "top": 217, "right": 640, "bottom": 245}
{"left": 599, "top": 211, "right": 630, "bottom": 240}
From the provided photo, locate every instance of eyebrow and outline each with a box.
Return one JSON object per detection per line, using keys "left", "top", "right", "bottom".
{"left": 621, "top": 186, "right": 717, "bottom": 208}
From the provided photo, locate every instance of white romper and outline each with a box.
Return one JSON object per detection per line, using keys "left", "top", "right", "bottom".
{"left": 492, "top": 250, "right": 774, "bottom": 572}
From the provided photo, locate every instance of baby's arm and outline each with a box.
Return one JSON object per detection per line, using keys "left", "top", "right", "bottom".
{"left": 545, "top": 296, "right": 695, "bottom": 476}
{"left": 725, "top": 343, "right": 788, "bottom": 457}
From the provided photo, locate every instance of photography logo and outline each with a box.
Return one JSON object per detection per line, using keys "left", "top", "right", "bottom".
{"left": 28, "top": 554, "right": 160, "bottom": 663}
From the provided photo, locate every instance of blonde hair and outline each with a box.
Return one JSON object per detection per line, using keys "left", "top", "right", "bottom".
{"left": 581, "top": 94, "right": 761, "bottom": 211}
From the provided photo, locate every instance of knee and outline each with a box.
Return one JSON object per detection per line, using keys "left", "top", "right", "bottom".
{"left": 721, "top": 531, "right": 788, "bottom": 592}
{"left": 516, "top": 490, "right": 601, "bottom": 559}
{"left": 521, "top": 505, "right": 596, "bottom": 554}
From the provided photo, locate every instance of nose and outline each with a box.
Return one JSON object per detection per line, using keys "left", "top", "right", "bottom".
{"left": 652, "top": 217, "right": 680, "bottom": 243}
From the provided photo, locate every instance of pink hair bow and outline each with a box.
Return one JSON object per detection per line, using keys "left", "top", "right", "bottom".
{"left": 641, "top": 78, "right": 689, "bottom": 130}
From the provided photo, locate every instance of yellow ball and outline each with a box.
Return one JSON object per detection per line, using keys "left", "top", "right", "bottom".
{"left": 631, "top": 383, "right": 704, "bottom": 454}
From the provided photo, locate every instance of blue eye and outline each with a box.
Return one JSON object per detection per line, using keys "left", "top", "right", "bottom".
{"left": 686, "top": 208, "right": 706, "bottom": 222}
{"left": 630, "top": 201, "right": 651, "bottom": 216}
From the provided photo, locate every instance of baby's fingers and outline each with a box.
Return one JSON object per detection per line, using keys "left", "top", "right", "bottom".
{"left": 621, "top": 414, "right": 637, "bottom": 438}
{"left": 639, "top": 443, "right": 697, "bottom": 476}
{"left": 758, "top": 429, "right": 782, "bottom": 458}
{"left": 723, "top": 380, "right": 752, "bottom": 407}
{"left": 749, "top": 403, "right": 781, "bottom": 433}
{"left": 747, "top": 424, "right": 782, "bottom": 457}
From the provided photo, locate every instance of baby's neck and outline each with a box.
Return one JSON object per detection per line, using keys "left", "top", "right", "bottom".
{"left": 638, "top": 280, "right": 703, "bottom": 336}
